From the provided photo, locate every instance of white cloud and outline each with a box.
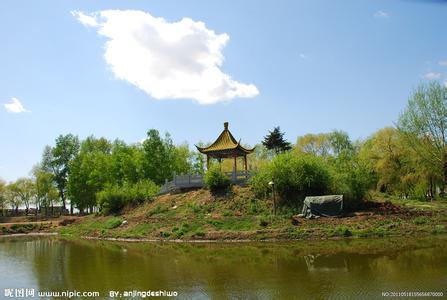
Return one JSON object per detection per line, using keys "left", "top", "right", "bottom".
{"left": 374, "top": 10, "right": 390, "bottom": 18}
{"left": 440, "top": 60, "right": 447, "bottom": 67}
{"left": 423, "top": 72, "right": 442, "bottom": 80}
{"left": 299, "top": 53, "right": 307, "bottom": 59}
{"left": 71, "top": 10, "right": 98, "bottom": 27}
{"left": 3, "top": 97, "right": 29, "bottom": 113}
{"left": 72, "top": 10, "right": 259, "bottom": 104}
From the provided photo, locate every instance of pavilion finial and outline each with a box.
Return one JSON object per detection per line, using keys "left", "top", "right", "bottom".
{"left": 224, "top": 122, "right": 229, "bottom": 130}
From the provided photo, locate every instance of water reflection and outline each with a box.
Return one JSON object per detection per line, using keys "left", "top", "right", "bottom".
{"left": 0, "top": 236, "right": 446, "bottom": 299}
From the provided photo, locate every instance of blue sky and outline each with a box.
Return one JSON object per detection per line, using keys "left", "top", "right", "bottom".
{"left": 1, "top": 0, "right": 447, "bottom": 182}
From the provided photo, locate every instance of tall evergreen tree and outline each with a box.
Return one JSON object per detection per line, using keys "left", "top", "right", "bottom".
{"left": 262, "top": 126, "right": 292, "bottom": 154}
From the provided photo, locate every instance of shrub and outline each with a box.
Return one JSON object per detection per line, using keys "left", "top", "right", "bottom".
{"left": 97, "top": 179, "right": 159, "bottom": 214}
{"left": 251, "top": 152, "right": 331, "bottom": 208}
{"left": 329, "top": 158, "right": 374, "bottom": 210}
{"left": 204, "top": 165, "right": 231, "bottom": 193}
{"left": 409, "top": 182, "right": 428, "bottom": 201}
{"left": 250, "top": 166, "right": 272, "bottom": 198}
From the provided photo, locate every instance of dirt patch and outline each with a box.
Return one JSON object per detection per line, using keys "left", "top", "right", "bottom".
{"left": 0, "top": 217, "right": 84, "bottom": 235}
{"left": 359, "top": 200, "right": 434, "bottom": 217}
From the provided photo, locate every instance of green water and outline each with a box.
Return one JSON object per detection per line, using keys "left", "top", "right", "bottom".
{"left": 0, "top": 236, "right": 446, "bottom": 299}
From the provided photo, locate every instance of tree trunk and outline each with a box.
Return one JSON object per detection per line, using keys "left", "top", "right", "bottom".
{"left": 59, "top": 188, "right": 66, "bottom": 213}
{"left": 429, "top": 177, "right": 434, "bottom": 201}
{"left": 442, "top": 152, "right": 447, "bottom": 197}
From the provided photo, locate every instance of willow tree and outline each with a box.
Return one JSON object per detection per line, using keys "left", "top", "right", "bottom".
{"left": 14, "top": 178, "right": 35, "bottom": 215}
{"left": 32, "top": 165, "right": 58, "bottom": 216}
{"left": 398, "top": 81, "right": 447, "bottom": 196}
{"left": 5, "top": 183, "right": 22, "bottom": 215}
{"left": 0, "top": 179, "right": 6, "bottom": 216}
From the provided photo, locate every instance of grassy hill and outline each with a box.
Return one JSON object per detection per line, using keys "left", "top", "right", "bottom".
{"left": 59, "top": 186, "right": 447, "bottom": 241}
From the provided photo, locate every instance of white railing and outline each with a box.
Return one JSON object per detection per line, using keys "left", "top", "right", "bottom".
{"left": 159, "top": 171, "right": 252, "bottom": 194}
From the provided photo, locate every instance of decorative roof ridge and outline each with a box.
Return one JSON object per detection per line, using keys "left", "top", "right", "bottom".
{"left": 196, "top": 122, "right": 255, "bottom": 155}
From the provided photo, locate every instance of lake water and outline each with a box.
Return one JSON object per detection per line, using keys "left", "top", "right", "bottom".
{"left": 0, "top": 235, "right": 446, "bottom": 299}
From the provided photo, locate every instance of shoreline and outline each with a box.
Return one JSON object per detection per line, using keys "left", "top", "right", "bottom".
{"left": 73, "top": 230, "right": 447, "bottom": 243}
{"left": 0, "top": 232, "right": 58, "bottom": 238}
{"left": 1, "top": 230, "right": 444, "bottom": 244}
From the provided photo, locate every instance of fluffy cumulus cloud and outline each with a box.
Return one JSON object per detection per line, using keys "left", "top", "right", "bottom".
{"left": 72, "top": 10, "right": 259, "bottom": 104}
{"left": 440, "top": 60, "right": 447, "bottom": 67}
{"left": 423, "top": 72, "right": 442, "bottom": 80}
{"left": 3, "top": 97, "right": 29, "bottom": 113}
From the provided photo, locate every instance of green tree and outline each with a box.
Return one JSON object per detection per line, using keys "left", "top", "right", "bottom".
{"left": 398, "top": 81, "right": 447, "bottom": 196}
{"left": 359, "top": 128, "right": 404, "bottom": 193}
{"left": 141, "top": 130, "right": 191, "bottom": 184}
{"left": 0, "top": 179, "right": 6, "bottom": 216}
{"left": 190, "top": 151, "right": 205, "bottom": 175}
{"left": 14, "top": 178, "right": 35, "bottom": 215}
{"left": 295, "top": 130, "right": 354, "bottom": 159}
{"left": 328, "top": 130, "right": 355, "bottom": 158}
{"left": 5, "top": 183, "right": 22, "bottom": 215}
{"left": 295, "top": 130, "right": 373, "bottom": 207}
{"left": 42, "top": 134, "right": 80, "bottom": 212}
{"left": 32, "top": 165, "right": 57, "bottom": 216}
{"left": 357, "top": 127, "right": 435, "bottom": 198}
{"left": 67, "top": 136, "right": 112, "bottom": 214}
{"left": 109, "top": 140, "right": 142, "bottom": 184}
{"left": 295, "top": 133, "right": 331, "bottom": 157}
{"left": 262, "top": 126, "right": 292, "bottom": 154}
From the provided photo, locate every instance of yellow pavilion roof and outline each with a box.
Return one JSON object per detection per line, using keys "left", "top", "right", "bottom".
{"left": 196, "top": 122, "right": 255, "bottom": 157}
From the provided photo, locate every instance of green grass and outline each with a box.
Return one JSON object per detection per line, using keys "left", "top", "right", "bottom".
{"left": 105, "top": 217, "right": 123, "bottom": 229}
{"left": 146, "top": 205, "right": 169, "bottom": 217}
{"left": 57, "top": 187, "right": 447, "bottom": 241}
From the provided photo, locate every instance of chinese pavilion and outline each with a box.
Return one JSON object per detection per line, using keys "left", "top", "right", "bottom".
{"left": 196, "top": 122, "right": 255, "bottom": 175}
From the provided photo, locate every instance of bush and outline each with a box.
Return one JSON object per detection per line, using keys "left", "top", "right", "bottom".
{"left": 329, "top": 158, "right": 374, "bottom": 210}
{"left": 97, "top": 179, "right": 159, "bottom": 214}
{"left": 204, "top": 166, "right": 231, "bottom": 193}
{"left": 250, "top": 166, "right": 272, "bottom": 198}
{"left": 409, "top": 182, "right": 428, "bottom": 201}
{"left": 251, "top": 152, "right": 331, "bottom": 208}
